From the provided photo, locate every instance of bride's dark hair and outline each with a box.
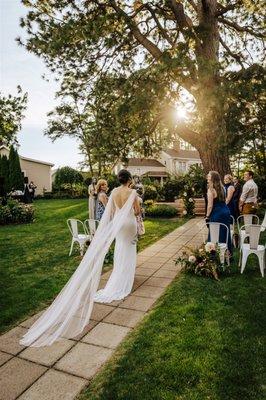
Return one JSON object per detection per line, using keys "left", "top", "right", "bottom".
{"left": 118, "top": 169, "right": 132, "bottom": 184}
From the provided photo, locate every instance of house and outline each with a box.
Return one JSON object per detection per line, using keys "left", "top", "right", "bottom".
{"left": 159, "top": 139, "right": 202, "bottom": 175}
{"left": 114, "top": 139, "right": 202, "bottom": 183}
{"left": 0, "top": 145, "right": 54, "bottom": 195}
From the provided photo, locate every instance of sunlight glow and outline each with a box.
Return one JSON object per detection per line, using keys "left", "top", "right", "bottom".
{"left": 175, "top": 105, "right": 187, "bottom": 120}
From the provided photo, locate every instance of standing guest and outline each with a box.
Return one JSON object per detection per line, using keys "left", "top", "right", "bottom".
{"left": 233, "top": 176, "right": 242, "bottom": 218}
{"left": 206, "top": 171, "right": 232, "bottom": 254}
{"left": 29, "top": 181, "right": 37, "bottom": 200}
{"left": 88, "top": 177, "right": 97, "bottom": 219}
{"left": 95, "top": 179, "right": 108, "bottom": 221}
{"left": 23, "top": 177, "right": 32, "bottom": 204}
{"left": 224, "top": 174, "right": 236, "bottom": 219}
{"left": 239, "top": 171, "right": 258, "bottom": 215}
{"left": 202, "top": 177, "right": 208, "bottom": 216}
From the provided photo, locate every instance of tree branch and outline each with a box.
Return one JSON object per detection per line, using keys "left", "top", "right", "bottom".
{"left": 216, "top": 2, "right": 240, "bottom": 17}
{"left": 219, "top": 17, "right": 265, "bottom": 38}
{"left": 219, "top": 36, "right": 245, "bottom": 68}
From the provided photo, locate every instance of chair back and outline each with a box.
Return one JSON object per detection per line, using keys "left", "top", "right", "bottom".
{"left": 230, "top": 215, "right": 235, "bottom": 231}
{"left": 67, "top": 219, "right": 84, "bottom": 238}
{"left": 260, "top": 211, "right": 266, "bottom": 232}
{"left": 84, "top": 219, "right": 99, "bottom": 236}
{"left": 207, "top": 222, "right": 229, "bottom": 245}
{"left": 237, "top": 214, "right": 259, "bottom": 232}
{"left": 249, "top": 225, "right": 261, "bottom": 250}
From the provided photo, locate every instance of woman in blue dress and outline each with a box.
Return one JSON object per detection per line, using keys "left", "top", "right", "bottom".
{"left": 206, "top": 171, "right": 232, "bottom": 254}
{"left": 224, "top": 174, "right": 236, "bottom": 219}
{"left": 95, "top": 179, "right": 108, "bottom": 220}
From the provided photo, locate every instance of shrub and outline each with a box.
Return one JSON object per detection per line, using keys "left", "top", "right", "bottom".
{"left": 145, "top": 204, "right": 177, "bottom": 218}
{"left": 162, "top": 178, "right": 182, "bottom": 202}
{"left": 143, "top": 185, "right": 158, "bottom": 201}
{"left": 54, "top": 166, "right": 84, "bottom": 188}
{"left": 0, "top": 199, "right": 34, "bottom": 225}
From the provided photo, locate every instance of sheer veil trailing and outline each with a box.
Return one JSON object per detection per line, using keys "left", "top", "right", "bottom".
{"left": 20, "top": 189, "right": 137, "bottom": 347}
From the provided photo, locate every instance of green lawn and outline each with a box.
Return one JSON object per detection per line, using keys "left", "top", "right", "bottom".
{"left": 80, "top": 253, "right": 265, "bottom": 400}
{"left": 0, "top": 199, "right": 186, "bottom": 333}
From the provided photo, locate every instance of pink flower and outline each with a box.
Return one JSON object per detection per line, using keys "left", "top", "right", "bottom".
{"left": 188, "top": 255, "right": 196, "bottom": 263}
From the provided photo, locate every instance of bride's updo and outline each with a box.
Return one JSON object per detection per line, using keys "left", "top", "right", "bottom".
{"left": 118, "top": 169, "right": 132, "bottom": 184}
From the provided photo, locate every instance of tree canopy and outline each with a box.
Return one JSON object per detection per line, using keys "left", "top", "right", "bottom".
{"left": 0, "top": 87, "right": 28, "bottom": 146}
{"left": 19, "top": 0, "right": 265, "bottom": 175}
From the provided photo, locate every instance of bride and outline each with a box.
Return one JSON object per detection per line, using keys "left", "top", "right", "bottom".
{"left": 20, "top": 169, "right": 141, "bottom": 347}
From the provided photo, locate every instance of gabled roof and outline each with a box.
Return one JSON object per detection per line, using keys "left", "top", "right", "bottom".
{"left": 141, "top": 170, "right": 168, "bottom": 177}
{"left": 127, "top": 158, "right": 165, "bottom": 167}
{"left": 163, "top": 148, "right": 201, "bottom": 159}
{"left": 0, "top": 145, "right": 54, "bottom": 166}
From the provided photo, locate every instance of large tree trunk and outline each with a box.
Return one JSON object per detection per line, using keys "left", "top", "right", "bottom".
{"left": 193, "top": 0, "right": 231, "bottom": 177}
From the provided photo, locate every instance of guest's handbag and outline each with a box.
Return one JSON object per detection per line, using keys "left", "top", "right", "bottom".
{"left": 136, "top": 215, "right": 145, "bottom": 236}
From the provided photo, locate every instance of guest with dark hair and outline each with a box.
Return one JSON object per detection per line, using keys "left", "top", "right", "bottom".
{"left": 224, "top": 174, "right": 236, "bottom": 218}
{"left": 23, "top": 177, "right": 32, "bottom": 204}
{"left": 233, "top": 176, "right": 242, "bottom": 218}
{"left": 29, "top": 181, "right": 37, "bottom": 200}
{"left": 239, "top": 171, "right": 258, "bottom": 215}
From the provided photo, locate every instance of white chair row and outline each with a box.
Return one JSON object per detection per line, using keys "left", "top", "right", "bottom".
{"left": 67, "top": 218, "right": 99, "bottom": 256}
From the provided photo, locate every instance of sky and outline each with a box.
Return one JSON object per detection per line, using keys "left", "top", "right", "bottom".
{"left": 0, "top": 0, "right": 83, "bottom": 169}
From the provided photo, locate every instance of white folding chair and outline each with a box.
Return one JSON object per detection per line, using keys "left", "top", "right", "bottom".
{"left": 237, "top": 214, "right": 259, "bottom": 247}
{"left": 239, "top": 224, "right": 265, "bottom": 277}
{"left": 67, "top": 219, "right": 90, "bottom": 256}
{"left": 206, "top": 222, "right": 230, "bottom": 266}
{"left": 84, "top": 219, "right": 99, "bottom": 241}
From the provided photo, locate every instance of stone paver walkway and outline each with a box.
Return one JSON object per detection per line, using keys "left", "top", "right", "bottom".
{"left": 0, "top": 218, "right": 206, "bottom": 400}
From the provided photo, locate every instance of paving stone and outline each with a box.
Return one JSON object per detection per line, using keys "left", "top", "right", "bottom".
{"left": 133, "top": 284, "right": 165, "bottom": 299}
{"left": 82, "top": 322, "right": 130, "bottom": 349}
{"left": 90, "top": 303, "right": 115, "bottom": 321}
{"left": 72, "top": 320, "right": 98, "bottom": 341}
{"left": 0, "top": 351, "right": 12, "bottom": 367}
{"left": 103, "top": 308, "right": 145, "bottom": 328}
{"left": 120, "top": 295, "right": 156, "bottom": 312}
{"left": 132, "top": 275, "right": 147, "bottom": 290}
{"left": 19, "top": 338, "right": 75, "bottom": 367}
{"left": 160, "top": 261, "right": 180, "bottom": 271}
{"left": 55, "top": 342, "right": 113, "bottom": 379}
{"left": 136, "top": 264, "right": 159, "bottom": 272}
{"left": 0, "top": 357, "right": 47, "bottom": 400}
{"left": 18, "top": 369, "right": 87, "bottom": 400}
{"left": 145, "top": 277, "right": 173, "bottom": 288}
{"left": 153, "top": 269, "right": 178, "bottom": 279}
{"left": 0, "top": 326, "right": 27, "bottom": 355}
{"left": 20, "top": 311, "right": 45, "bottom": 329}
{"left": 134, "top": 267, "right": 155, "bottom": 277}
{"left": 141, "top": 260, "right": 166, "bottom": 268}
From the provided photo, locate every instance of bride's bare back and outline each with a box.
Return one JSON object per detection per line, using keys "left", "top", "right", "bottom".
{"left": 113, "top": 186, "right": 140, "bottom": 214}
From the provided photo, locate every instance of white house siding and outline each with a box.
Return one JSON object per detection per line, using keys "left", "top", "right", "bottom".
{"left": 20, "top": 158, "right": 53, "bottom": 195}
{"left": 127, "top": 165, "right": 166, "bottom": 176}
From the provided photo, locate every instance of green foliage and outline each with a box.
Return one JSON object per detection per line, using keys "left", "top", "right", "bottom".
{"left": 143, "top": 185, "right": 158, "bottom": 201}
{"left": 8, "top": 145, "right": 24, "bottom": 191}
{"left": 162, "top": 178, "right": 182, "bottom": 202}
{"left": 0, "top": 87, "right": 28, "bottom": 145}
{"left": 145, "top": 204, "right": 177, "bottom": 218}
{"left": 54, "top": 166, "right": 83, "bottom": 187}
{"left": 0, "top": 155, "right": 10, "bottom": 194}
{"left": 0, "top": 199, "right": 34, "bottom": 225}
{"left": 102, "top": 173, "right": 120, "bottom": 192}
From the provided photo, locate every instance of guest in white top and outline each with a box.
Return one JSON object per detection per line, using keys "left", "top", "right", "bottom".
{"left": 239, "top": 171, "right": 258, "bottom": 215}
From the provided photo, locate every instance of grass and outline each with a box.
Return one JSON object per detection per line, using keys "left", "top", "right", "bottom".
{"left": 79, "top": 249, "right": 266, "bottom": 400}
{"left": 0, "top": 199, "right": 186, "bottom": 333}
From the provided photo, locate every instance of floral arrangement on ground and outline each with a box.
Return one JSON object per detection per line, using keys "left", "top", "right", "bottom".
{"left": 176, "top": 243, "right": 228, "bottom": 280}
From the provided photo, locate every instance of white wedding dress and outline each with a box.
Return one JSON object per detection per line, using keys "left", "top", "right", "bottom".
{"left": 20, "top": 188, "right": 137, "bottom": 347}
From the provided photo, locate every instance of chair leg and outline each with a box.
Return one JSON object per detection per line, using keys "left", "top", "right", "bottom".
{"left": 238, "top": 248, "right": 242, "bottom": 267}
{"left": 79, "top": 242, "right": 84, "bottom": 256}
{"left": 226, "top": 250, "right": 230, "bottom": 266}
{"left": 258, "top": 253, "right": 265, "bottom": 278}
{"left": 69, "top": 239, "right": 74, "bottom": 256}
{"left": 240, "top": 251, "right": 249, "bottom": 274}
{"left": 219, "top": 249, "right": 225, "bottom": 266}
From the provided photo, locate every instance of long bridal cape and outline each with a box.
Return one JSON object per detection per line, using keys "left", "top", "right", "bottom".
{"left": 20, "top": 189, "right": 137, "bottom": 347}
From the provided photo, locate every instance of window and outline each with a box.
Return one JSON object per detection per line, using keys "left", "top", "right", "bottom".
{"left": 177, "top": 161, "right": 187, "bottom": 173}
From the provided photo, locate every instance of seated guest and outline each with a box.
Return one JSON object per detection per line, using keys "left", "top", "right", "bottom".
{"left": 233, "top": 176, "right": 242, "bottom": 219}
{"left": 224, "top": 174, "right": 236, "bottom": 219}
{"left": 206, "top": 171, "right": 232, "bottom": 254}
{"left": 95, "top": 179, "right": 108, "bottom": 220}
{"left": 239, "top": 171, "right": 258, "bottom": 215}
